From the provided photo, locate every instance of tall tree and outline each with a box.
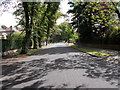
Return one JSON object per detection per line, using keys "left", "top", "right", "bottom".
{"left": 68, "top": 2, "right": 118, "bottom": 44}
{"left": 20, "top": 2, "right": 31, "bottom": 54}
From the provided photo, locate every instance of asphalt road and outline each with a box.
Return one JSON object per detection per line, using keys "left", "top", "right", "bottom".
{"left": 1, "top": 42, "right": 118, "bottom": 89}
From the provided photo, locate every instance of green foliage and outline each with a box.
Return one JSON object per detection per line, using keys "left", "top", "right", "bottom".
{"left": 52, "top": 22, "right": 77, "bottom": 43}
{"left": 68, "top": 2, "right": 120, "bottom": 44}
{"left": 13, "top": 2, "right": 60, "bottom": 52}
{"left": 71, "top": 33, "right": 79, "bottom": 42}
{"left": 7, "top": 31, "right": 25, "bottom": 41}
{"left": 12, "top": 31, "right": 25, "bottom": 40}
{"left": 2, "top": 31, "right": 25, "bottom": 52}
{"left": 27, "top": 49, "right": 38, "bottom": 55}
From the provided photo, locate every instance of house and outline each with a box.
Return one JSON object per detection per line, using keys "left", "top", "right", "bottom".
{"left": 0, "top": 25, "right": 23, "bottom": 39}
{"left": 0, "top": 28, "right": 7, "bottom": 39}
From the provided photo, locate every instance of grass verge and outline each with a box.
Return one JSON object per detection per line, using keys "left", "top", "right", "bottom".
{"left": 66, "top": 43, "right": 111, "bottom": 56}
{"left": 11, "top": 43, "right": 54, "bottom": 58}
{"left": 27, "top": 43, "right": 55, "bottom": 55}
{"left": 27, "top": 49, "right": 39, "bottom": 55}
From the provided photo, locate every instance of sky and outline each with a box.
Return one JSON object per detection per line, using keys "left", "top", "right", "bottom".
{"left": 56, "top": 0, "right": 71, "bottom": 25}
{"left": 0, "top": 12, "right": 17, "bottom": 27}
{"left": 0, "top": 0, "right": 71, "bottom": 27}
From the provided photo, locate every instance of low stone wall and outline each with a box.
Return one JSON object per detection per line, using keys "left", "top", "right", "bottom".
{"left": 78, "top": 43, "right": 120, "bottom": 50}
{"left": 2, "top": 49, "right": 20, "bottom": 58}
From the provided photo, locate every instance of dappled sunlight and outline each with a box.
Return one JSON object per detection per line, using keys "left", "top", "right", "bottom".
{"left": 2, "top": 43, "right": 118, "bottom": 89}
{"left": 1, "top": 1, "right": 120, "bottom": 89}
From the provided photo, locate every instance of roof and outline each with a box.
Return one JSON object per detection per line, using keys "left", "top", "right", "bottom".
{"left": 0, "top": 26, "right": 23, "bottom": 33}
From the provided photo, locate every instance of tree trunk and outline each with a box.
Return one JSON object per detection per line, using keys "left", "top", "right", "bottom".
{"left": 30, "top": 3, "right": 36, "bottom": 49}
{"left": 38, "top": 37, "right": 42, "bottom": 47}
{"left": 21, "top": 2, "right": 31, "bottom": 54}
{"left": 33, "top": 34, "right": 37, "bottom": 49}
{"left": 21, "top": 2, "right": 35, "bottom": 54}
{"left": 46, "top": 23, "right": 50, "bottom": 46}
{"left": 36, "top": 3, "right": 51, "bottom": 46}
{"left": 37, "top": 30, "right": 42, "bottom": 48}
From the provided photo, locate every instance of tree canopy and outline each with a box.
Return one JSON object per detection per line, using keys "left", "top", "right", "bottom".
{"left": 1, "top": 1, "right": 120, "bottom": 54}
{"left": 68, "top": 1, "right": 120, "bottom": 44}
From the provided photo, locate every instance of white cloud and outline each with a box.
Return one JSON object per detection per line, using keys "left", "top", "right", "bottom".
{"left": 0, "top": 0, "right": 71, "bottom": 26}
{"left": 56, "top": 0, "right": 72, "bottom": 25}
{"left": 0, "top": 12, "right": 17, "bottom": 27}
{"left": 59, "top": 0, "right": 70, "bottom": 14}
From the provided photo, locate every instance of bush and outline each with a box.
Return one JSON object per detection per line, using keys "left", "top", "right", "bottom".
{"left": 11, "top": 31, "right": 25, "bottom": 40}
{"left": 108, "top": 25, "right": 120, "bottom": 44}
{"left": 2, "top": 31, "right": 25, "bottom": 52}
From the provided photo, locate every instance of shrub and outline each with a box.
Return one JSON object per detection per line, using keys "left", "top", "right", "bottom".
{"left": 2, "top": 31, "right": 25, "bottom": 52}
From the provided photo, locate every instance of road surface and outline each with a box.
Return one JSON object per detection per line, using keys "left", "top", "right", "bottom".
{"left": 1, "top": 42, "right": 118, "bottom": 89}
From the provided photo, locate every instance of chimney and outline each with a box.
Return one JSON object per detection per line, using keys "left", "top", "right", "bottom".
{"left": 10, "top": 26, "right": 12, "bottom": 31}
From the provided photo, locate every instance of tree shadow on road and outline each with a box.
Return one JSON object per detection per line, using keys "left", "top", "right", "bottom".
{"left": 2, "top": 52, "right": 119, "bottom": 89}
{"left": 33, "top": 46, "right": 80, "bottom": 55}
{"left": 2, "top": 59, "right": 48, "bottom": 89}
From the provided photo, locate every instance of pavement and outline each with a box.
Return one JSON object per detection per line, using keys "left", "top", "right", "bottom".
{"left": 1, "top": 42, "right": 119, "bottom": 89}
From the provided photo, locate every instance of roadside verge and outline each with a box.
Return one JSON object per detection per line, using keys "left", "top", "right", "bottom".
{"left": 2, "top": 43, "right": 55, "bottom": 59}
{"left": 66, "top": 43, "right": 111, "bottom": 57}
{"left": 66, "top": 43, "right": 119, "bottom": 64}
